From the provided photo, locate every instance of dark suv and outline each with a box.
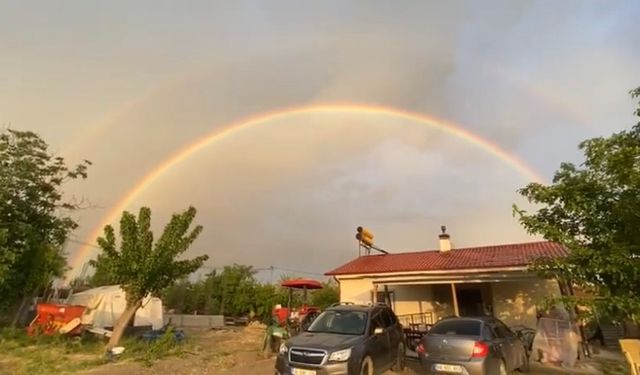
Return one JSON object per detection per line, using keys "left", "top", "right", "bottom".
{"left": 275, "top": 303, "right": 405, "bottom": 375}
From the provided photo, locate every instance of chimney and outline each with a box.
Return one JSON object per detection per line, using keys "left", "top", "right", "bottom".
{"left": 439, "top": 225, "right": 451, "bottom": 252}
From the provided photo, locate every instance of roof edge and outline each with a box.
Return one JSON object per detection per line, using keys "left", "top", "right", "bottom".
{"left": 325, "top": 240, "right": 567, "bottom": 276}
{"left": 325, "top": 264, "right": 531, "bottom": 276}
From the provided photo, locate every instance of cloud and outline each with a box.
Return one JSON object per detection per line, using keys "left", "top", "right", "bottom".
{"left": 1, "top": 1, "right": 637, "bottom": 278}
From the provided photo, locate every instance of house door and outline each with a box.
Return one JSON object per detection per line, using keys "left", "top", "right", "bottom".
{"left": 456, "top": 288, "right": 484, "bottom": 316}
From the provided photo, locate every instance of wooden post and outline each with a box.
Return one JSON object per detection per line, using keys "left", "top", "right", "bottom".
{"left": 451, "top": 283, "right": 460, "bottom": 316}
{"left": 384, "top": 285, "right": 390, "bottom": 306}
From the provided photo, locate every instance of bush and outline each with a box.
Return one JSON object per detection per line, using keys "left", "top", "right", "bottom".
{"left": 121, "top": 327, "right": 185, "bottom": 367}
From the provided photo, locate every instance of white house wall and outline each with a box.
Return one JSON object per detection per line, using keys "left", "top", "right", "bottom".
{"left": 337, "top": 275, "right": 561, "bottom": 329}
{"left": 392, "top": 285, "right": 434, "bottom": 317}
{"left": 339, "top": 277, "right": 374, "bottom": 305}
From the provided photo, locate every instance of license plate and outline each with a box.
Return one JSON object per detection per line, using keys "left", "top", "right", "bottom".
{"left": 434, "top": 363, "right": 463, "bottom": 373}
{"left": 292, "top": 368, "right": 316, "bottom": 375}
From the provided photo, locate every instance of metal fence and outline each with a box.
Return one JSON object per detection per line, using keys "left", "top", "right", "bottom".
{"left": 397, "top": 312, "right": 434, "bottom": 351}
{"left": 397, "top": 312, "right": 434, "bottom": 329}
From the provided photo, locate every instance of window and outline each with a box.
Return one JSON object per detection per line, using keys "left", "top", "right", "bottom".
{"left": 378, "top": 309, "right": 393, "bottom": 329}
{"left": 429, "top": 319, "right": 482, "bottom": 336}
{"left": 369, "top": 312, "right": 386, "bottom": 334}
{"left": 372, "top": 290, "right": 395, "bottom": 309}
{"left": 307, "top": 310, "right": 367, "bottom": 335}
{"left": 482, "top": 325, "right": 495, "bottom": 340}
{"left": 493, "top": 322, "right": 515, "bottom": 338}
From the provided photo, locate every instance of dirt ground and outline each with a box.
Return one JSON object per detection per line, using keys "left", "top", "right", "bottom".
{"left": 78, "top": 324, "right": 412, "bottom": 375}
{"left": 81, "top": 324, "right": 270, "bottom": 375}
{"left": 77, "top": 325, "right": 628, "bottom": 375}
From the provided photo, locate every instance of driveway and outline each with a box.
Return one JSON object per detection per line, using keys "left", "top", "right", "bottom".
{"left": 388, "top": 356, "right": 620, "bottom": 375}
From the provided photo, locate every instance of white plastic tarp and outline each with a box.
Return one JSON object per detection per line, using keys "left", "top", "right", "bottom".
{"left": 68, "top": 285, "right": 164, "bottom": 330}
{"left": 531, "top": 315, "right": 580, "bottom": 367}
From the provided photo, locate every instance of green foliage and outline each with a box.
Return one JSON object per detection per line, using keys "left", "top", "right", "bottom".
{"left": 142, "top": 328, "right": 182, "bottom": 364}
{"left": 632, "top": 87, "right": 640, "bottom": 118}
{"left": 121, "top": 328, "right": 184, "bottom": 367}
{"left": 0, "top": 328, "right": 106, "bottom": 374}
{"left": 310, "top": 280, "right": 340, "bottom": 308}
{"left": 0, "top": 327, "right": 188, "bottom": 373}
{"left": 91, "top": 206, "right": 209, "bottom": 305}
{"left": 163, "top": 264, "right": 332, "bottom": 322}
{"left": 514, "top": 87, "right": 640, "bottom": 323}
{"left": 88, "top": 255, "right": 119, "bottom": 287}
{"left": 0, "top": 129, "right": 90, "bottom": 311}
{"left": 216, "top": 265, "right": 257, "bottom": 316}
{"left": 253, "top": 283, "right": 289, "bottom": 322}
{"left": 163, "top": 264, "right": 269, "bottom": 317}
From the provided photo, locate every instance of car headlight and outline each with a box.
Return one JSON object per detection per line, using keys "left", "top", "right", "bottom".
{"left": 279, "top": 343, "right": 288, "bottom": 355}
{"left": 328, "top": 348, "right": 352, "bottom": 362}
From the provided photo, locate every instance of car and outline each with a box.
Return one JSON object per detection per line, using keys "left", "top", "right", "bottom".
{"left": 417, "top": 316, "right": 530, "bottom": 375}
{"left": 275, "top": 303, "right": 406, "bottom": 375}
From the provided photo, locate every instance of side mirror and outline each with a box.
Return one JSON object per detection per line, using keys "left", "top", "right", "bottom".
{"left": 373, "top": 327, "right": 384, "bottom": 335}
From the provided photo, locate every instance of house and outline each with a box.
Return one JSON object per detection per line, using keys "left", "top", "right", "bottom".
{"left": 325, "top": 228, "right": 568, "bottom": 329}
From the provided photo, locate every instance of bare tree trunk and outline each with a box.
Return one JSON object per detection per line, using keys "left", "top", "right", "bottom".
{"left": 107, "top": 299, "right": 143, "bottom": 350}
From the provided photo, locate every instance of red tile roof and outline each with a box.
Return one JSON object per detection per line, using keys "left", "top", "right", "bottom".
{"left": 325, "top": 241, "right": 567, "bottom": 276}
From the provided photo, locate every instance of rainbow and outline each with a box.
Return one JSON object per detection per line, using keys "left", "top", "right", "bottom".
{"left": 68, "top": 103, "right": 544, "bottom": 275}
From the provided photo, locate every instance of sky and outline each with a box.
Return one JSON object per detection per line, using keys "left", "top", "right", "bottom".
{"left": 1, "top": 1, "right": 639, "bottom": 282}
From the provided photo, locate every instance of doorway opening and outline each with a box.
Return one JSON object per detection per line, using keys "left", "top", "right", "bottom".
{"left": 455, "top": 284, "right": 492, "bottom": 317}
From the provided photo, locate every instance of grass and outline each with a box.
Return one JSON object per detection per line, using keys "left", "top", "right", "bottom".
{"left": 0, "top": 327, "right": 106, "bottom": 374}
{"left": 0, "top": 327, "right": 188, "bottom": 374}
{"left": 595, "top": 357, "right": 631, "bottom": 375}
{"left": 119, "top": 327, "right": 188, "bottom": 366}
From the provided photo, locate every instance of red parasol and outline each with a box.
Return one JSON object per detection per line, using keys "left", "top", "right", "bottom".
{"left": 281, "top": 278, "right": 323, "bottom": 290}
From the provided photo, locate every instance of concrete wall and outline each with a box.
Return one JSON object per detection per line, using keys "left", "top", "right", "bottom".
{"left": 492, "top": 279, "right": 561, "bottom": 329}
{"left": 164, "top": 314, "right": 225, "bottom": 328}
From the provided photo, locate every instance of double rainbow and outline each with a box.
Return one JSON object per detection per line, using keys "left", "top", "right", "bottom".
{"left": 68, "top": 103, "right": 544, "bottom": 274}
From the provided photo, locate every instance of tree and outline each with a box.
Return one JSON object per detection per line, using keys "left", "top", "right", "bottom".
{"left": 311, "top": 280, "right": 340, "bottom": 309}
{"left": 0, "top": 129, "right": 90, "bottom": 318}
{"left": 514, "top": 87, "right": 640, "bottom": 323}
{"left": 253, "top": 283, "right": 287, "bottom": 322}
{"left": 92, "top": 206, "right": 208, "bottom": 348}
{"left": 89, "top": 253, "right": 119, "bottom": 287}
{"left": 216, "top": 264, "right": 256, "bottom": 316}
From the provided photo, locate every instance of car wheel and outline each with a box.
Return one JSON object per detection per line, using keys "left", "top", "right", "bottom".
{"left": 360, "top": 356, "right": 374, "bottom": 375}
{"left": 518, "top": 350, "right": 530, "bottom": 373}
{"left": 392, "top": 343, "right": 405, "bottom": 372}
{"left": 498, "top": 359, "right": 508, "bottom": 375}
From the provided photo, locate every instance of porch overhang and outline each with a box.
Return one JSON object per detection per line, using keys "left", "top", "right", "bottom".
{"left": 373, "top": 275, "right": 539, "bottom": 286}
{"left": 339, "top": 268, "right": 538, "bottom": 286}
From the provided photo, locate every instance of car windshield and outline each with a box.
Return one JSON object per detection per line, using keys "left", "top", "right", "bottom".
{"left": 429, "top": 319, "right": 482, "bottom": 336}
{"left": 306, "top": 310, "right": 367, "bottom": 335}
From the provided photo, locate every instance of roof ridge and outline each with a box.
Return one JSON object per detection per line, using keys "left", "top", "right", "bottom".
{"left": 369, "top": 240, "right": 556, "bottom": 256}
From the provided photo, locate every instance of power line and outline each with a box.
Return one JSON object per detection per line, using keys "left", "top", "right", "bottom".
{"left": 266, "top": 266, "right": 325, "bottom": 277}
{"left": 198, "top": 264, "right": 325, "bottom": 277}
